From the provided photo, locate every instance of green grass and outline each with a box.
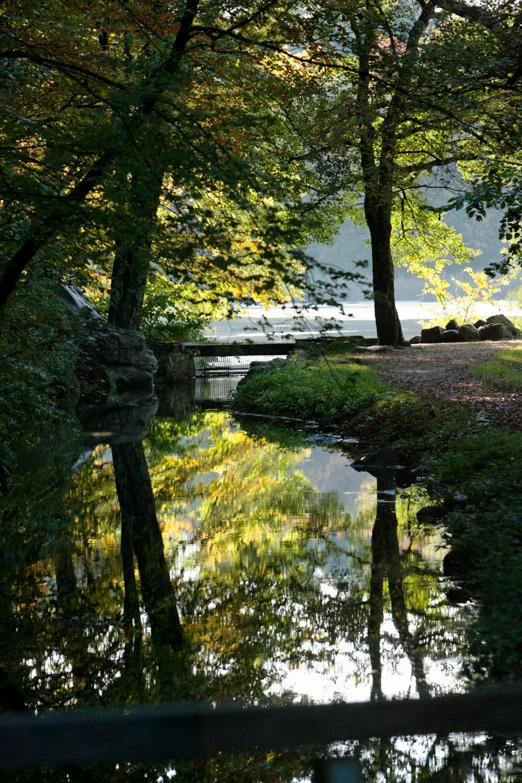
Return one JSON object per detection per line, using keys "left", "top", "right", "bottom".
{"left": 232, "top": 357, "right": 387, "bottom": 423}
{"left": 471, "top": 347, "right": 522, "bottom": 388}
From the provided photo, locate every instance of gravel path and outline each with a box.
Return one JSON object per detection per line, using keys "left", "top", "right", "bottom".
{"left": 359, "top": 341, "right": 522, "bottom": 430}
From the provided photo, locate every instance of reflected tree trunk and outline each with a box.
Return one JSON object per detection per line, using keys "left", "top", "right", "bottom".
{"left": 55, "top": 538, "right": 77, "bottom": 604}
{"left": 368, "top": 495, "right": 386, "bottom": 702}
{"left": 120, "top": 511, "right": 145, "bottom": 695}
{"left": 368, "top": 472, "right": 430, "bottom": 700}
{"left": 54, "top": 535, "right": 94, "bottom": 698}
{"left": 0, "top": 667, "right": 29, "bottom": 713}
{"left": 385, "top": 503, "right": 430, "bottom": 700}
{"left": 121, "top": 511, "right": 143, "bottom": 635}
{"left": 112, "top": 441, "right": 183, "bottom": 651}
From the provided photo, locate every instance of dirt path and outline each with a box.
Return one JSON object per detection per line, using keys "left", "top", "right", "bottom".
{"left": 359, "top": 341, "right": 522, "bottom": 430}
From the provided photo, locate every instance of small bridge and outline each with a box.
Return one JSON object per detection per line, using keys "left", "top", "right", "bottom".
{"left": 150, "top": 336, "right": 377, "bottom": 382}
{"left": 181, "top": 339, "right": 302, "bottom": 356}
{"left": 182, "top": 339, "right": 298, "bottom": 376}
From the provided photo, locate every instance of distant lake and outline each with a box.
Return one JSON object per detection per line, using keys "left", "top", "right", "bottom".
{"left": 208, "top": 299, "right": 522, "bottom": 341}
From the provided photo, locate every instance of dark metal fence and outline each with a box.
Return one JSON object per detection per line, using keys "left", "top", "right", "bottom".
{"left": 2, "top": 688, "right": 522, "bottom": 772}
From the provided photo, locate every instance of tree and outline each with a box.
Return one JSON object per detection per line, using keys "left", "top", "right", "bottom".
{"left": 0, "top": 1, "right": 350, "bottom": 329}
{"left": 3, "top": 0, "right": 516, "bottom": 343}
{"left": 283, "top": 0, "right": 505, "bottom": 344}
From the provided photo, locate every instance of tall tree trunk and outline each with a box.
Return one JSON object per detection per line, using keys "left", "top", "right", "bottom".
{"left": 108, "top": 171, "right": 162, "bottom": 331}
{"left": 121, "top": 510, "right": 143, "bottom": 635}
{"left": 365, "top": 202, "right": 405, "bottom": 346}
{"left": 368, "top": 471, "right": 430, "bottom": 700}
{"left": 112, "top": 441, "right": 183, "bottom": 651}
{"left": 120, "top": 512, "right": 145, "bottom": 698}
{"left": 355, "top": 2, "right": 435, "bottom": 347}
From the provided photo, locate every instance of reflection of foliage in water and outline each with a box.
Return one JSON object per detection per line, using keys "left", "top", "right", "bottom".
{"left": 0, "top": 410, "right": 514, "bottom": 782}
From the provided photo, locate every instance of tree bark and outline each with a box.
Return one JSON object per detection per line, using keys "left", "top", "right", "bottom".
{"left": 355, "top": 3, "right": 436, "bottom": 345}
{"left": 121, "top": 509, "right": 142, "bottom": 635}
{"left": 368, "top": 506, "right": 385, "bottom": 702}
{"left": 365, "top": 203, "right": 405, "bottom": 346}
{"left": 368, "top": 471, "right": 430, "bottom": 700}
{"left": 384, "top": 508, "right": 430, "bottom": 700}
{"left": 120, "top": 510, "right": 145, "bottom": 698}
{"left": 108, "top": 171, "right": 162, "bottom": 330}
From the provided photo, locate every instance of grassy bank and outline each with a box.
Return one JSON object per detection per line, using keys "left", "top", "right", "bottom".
{"left": 232, "top": 357, "right": 387, "bottom": 423}
{"left": 232, "top": 354, "right": 522, "bottom": 683}
{"left": 471, "top": 346, "right": 522, "bottom": 388}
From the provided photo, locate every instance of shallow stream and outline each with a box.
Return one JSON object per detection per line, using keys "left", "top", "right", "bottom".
{"left": 1, "top": 381, "right": 520, "bottom": 782}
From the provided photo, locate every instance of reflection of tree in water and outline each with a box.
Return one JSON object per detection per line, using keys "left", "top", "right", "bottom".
{"left": 112, "top": 440, "right": 182, "bottom": 651}
{"left": 0, "top": 410, "right": 518, "bottom": 782}
{"left": 369, "top": 471, "right": 429, "bottom": 702}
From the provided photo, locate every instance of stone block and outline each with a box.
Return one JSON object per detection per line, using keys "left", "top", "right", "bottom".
{"left": 479, "top": 322, "right": 514, "bottom": 341}
{"left": 440, "top": 329, "right": 461, "bottom": 342}
{"left": 458, "top": 323, "right": 480, "bottom": 342}
{"left": 420, "top": 325, "right": 444, "bottom": 344}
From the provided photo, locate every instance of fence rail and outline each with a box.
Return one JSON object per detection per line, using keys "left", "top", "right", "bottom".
{"left": 194, "top": 354, "right": 287, "bottom": 377}
{"left": 2, "top": 688, "right": 522, "bottom": 770}
{"left": 182, "top": 340, "right": 296, "bottom": 357}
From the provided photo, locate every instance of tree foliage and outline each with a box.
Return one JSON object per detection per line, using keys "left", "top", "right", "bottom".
{"left": 0, "top": 0, "right": 354, "bottom": 327}
{"left": 2, "top": 0, "right": 522, "bottom": 344}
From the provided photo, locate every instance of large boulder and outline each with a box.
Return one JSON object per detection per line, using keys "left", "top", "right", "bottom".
{"left": 458, "top": 323, "right": 480, "bottom": 342}
{"left": 85, "top": 325, "right": 157, "bottom": 389}
{"left": 445, "top": 318, "right": 459, "bottom": 331}
{"left": 440, "top": 329, "right": 461, "bottom": 343}
{"left": 446, "top": 586, "right": 472, "bottom": 605}
{"left": 486, "top": 313, "right": 521, "bottom": 337}
{"left": 59, "top": 283, "right": 158, "bottom": 401}
{"left": 420, "top": 325, "right": 444, "bottom": 344}
{"left": 351, "top": 447, "right": 405, "bottom": 472}
{"left": 474, "top": 319, "right": 487, "bottom": 329}
{"left": 87, "top": 328, "right": 156, "bottom": 371}
{"left": 75, "top": 318, "right": 158, "bottom": 399}
{"left": 237, "top": 357, "right": 286, "bottom": 388}
{"left": 443, "top": 547, "right": 471, "bottom": 578}
{"left": 478, "top": 322, "right": 514, "bottom": 341}
{"left": 61, "top": 283, "right": 102, "bottom": 319}
{"left": 77, "top": 392, "right": 159, "bottom": 446}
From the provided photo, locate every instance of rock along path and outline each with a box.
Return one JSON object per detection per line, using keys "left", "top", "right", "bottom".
{"left": 359, "top": 341, "right": 522, "bottom": 431}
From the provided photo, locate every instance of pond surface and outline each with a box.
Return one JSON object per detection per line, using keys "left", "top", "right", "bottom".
{"left": 1, "top": 387, "right": 521, "bottom": 781}
{"left": 208, "top": 300, "right": 522, "bottom": 341}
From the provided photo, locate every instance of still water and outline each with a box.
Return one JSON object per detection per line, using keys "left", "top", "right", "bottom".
{"left": 209, "top": 300, "right": 522, "bottom": 341}
{"left": 1, "top": 387, "right": 521, "bottom": 781}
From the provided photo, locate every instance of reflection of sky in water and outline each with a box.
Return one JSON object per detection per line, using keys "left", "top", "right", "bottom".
{"left": 295, "top": 445, "right": 375, "bottom": 497}
{"left": 269, "top": 622, "right": 467, "bottom": 705}
{"left": 6, "top": 410, "right": 520, "bottom": 781}
{"left": 159, "top": 416, "right": 463, "bottom": 706}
